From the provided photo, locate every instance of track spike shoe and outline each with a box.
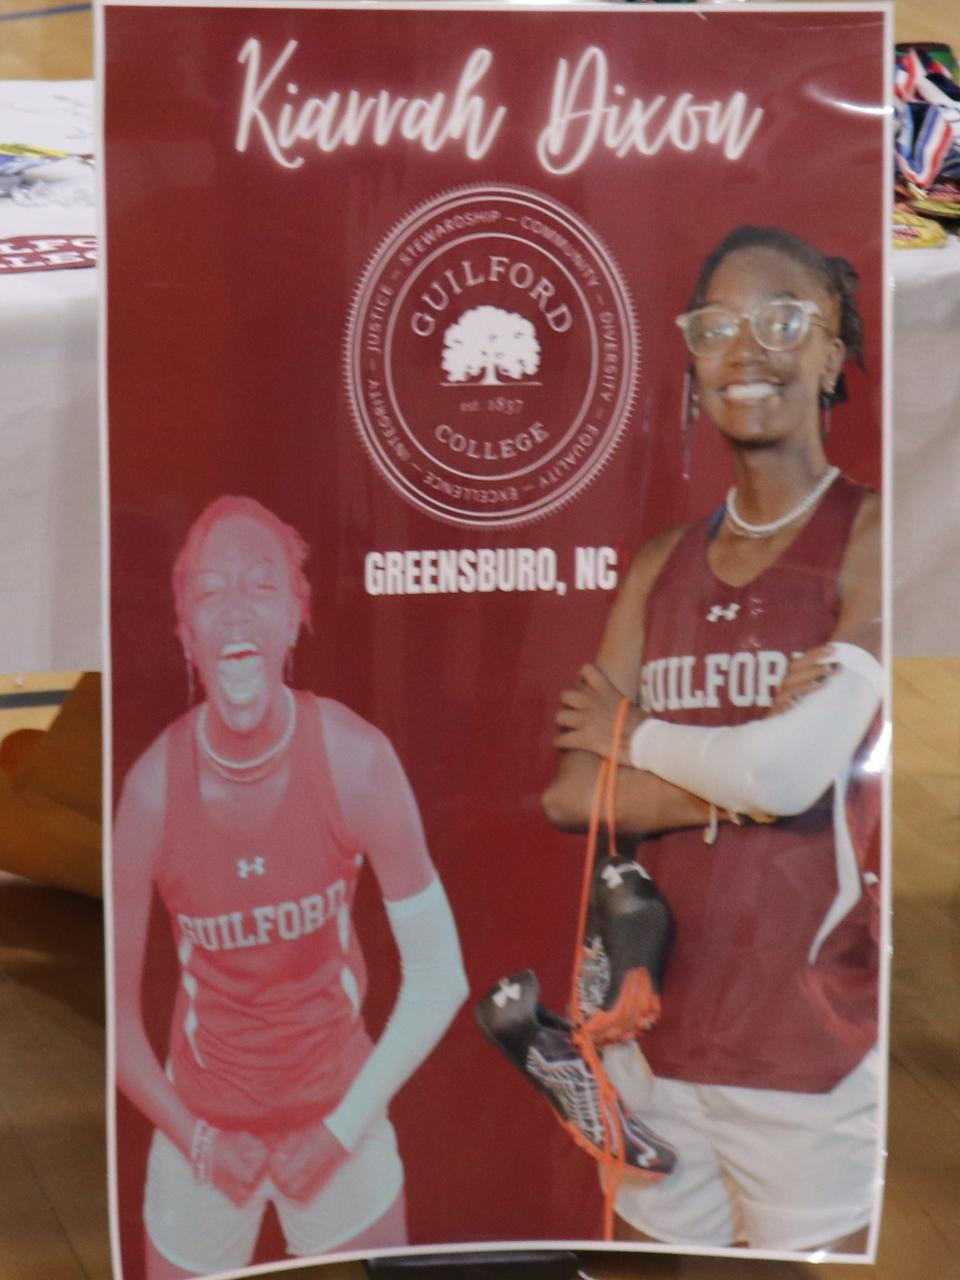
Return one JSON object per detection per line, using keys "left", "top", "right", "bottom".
{"left": 578, "top": 855, "right": 674, "bottom": 1044}
{"left": 477, "top": 970, "right": 676, "bottom": 1179}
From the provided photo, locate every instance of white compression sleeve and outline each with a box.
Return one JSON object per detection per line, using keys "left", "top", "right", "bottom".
{"left": 627, "top": 642, "right": 883, "bottom": 817}
{"left": 324, "top": 876, "right": 468, "bottom": 1153}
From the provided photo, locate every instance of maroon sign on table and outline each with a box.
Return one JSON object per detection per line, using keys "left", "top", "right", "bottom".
{"left": 0, "top": 234, "right": 96, "bottom": 270}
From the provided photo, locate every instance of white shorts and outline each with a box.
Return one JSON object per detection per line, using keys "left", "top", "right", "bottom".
{"left": 144, "top": 1114, "right": 404, "bottom": 1273}
{"left": 606, "top": 1046, "right": 880, "bottom": 1252}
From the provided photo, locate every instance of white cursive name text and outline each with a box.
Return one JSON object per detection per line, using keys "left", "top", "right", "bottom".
{"left": 537, "top": 46, "right": 765, "bottom": 176}
{"left": 235, "top": 38, "right": 506, "bottom": 168}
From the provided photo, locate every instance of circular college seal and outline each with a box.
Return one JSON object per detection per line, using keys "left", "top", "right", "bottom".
{"left": 346, "top": 185, "right": 637, "bottom": 527}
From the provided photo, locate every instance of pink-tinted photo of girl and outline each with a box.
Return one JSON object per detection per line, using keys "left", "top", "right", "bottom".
{"left": 112, "top": 495, "right": 467, "bottom": 1278}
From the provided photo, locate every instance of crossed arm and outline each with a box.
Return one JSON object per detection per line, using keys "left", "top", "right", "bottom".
{"left": 542, "top": 525, "right": 714, "bottom": 835}
{"left": 543, "top": 494, "right": 882, "bottom": 834}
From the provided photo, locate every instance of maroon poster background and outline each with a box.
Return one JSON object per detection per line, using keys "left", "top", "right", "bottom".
{"left": 104, "top": 4, "right": 885, "bottom": 1271}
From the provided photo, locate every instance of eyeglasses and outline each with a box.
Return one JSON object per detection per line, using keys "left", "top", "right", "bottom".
{"left": 675, "top": 299, "right": 829, "bottom": 357}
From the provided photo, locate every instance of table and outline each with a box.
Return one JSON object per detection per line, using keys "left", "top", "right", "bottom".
{"left": 0, "top": 80, "right": 98, "bottom": 672}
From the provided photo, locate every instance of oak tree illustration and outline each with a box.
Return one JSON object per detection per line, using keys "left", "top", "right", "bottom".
{"left": 442, "top": 305, "right": 541, "bottom": 385}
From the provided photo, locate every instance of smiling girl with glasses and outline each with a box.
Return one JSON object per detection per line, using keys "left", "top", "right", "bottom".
{"left": 543, "top": 224, "right": 883, "bottom": 1258}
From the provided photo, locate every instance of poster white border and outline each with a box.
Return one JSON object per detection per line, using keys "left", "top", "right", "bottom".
{"left": 96, "top": 2, "right": 894, "bottom": 1272}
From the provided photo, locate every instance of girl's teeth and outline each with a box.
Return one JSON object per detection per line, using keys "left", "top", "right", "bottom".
{"left": 726, "top": 383, "right": 778, "bottom": 402}
{"left": 221, "top": 643, "right": 258, "bottom": 658}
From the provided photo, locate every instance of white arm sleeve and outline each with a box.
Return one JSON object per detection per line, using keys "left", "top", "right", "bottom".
{"left": 324, "top": 876, "right": 468, "bottom": 1153}
{"left": 627, "top": 642, "right": 883, "bottom": 817}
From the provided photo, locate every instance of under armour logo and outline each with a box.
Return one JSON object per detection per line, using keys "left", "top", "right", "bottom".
{"left": 601, "top": 861, "right": 650, "bottom": 889}
{"left": 706, "top": 602, "right": 740, "bottom": 622}
{"left": 492, "top": 978, "right": 522, "bottom": 1008}
{"left": 237, "top": 857, "right": 266, "bottom": 878}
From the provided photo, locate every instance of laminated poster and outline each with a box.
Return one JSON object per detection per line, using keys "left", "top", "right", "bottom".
{"left": 100, "top": 4, "right": 892, "bottom": 1276}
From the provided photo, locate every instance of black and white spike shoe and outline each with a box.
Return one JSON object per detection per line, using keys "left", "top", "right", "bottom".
{"left": 476, "top": 970, "right": 676, "bottom": 1178}
{"left": 577, "top": 855, "right": 674, "bottom": 1042}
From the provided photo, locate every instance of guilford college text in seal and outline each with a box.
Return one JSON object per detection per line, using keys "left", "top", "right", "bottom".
{"left": 345, "top": 185, "right": 638, "bottom": 527}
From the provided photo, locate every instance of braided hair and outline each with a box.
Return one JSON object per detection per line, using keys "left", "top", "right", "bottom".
{"left": 687, "top": 225, "right": 864, "bottom": 406}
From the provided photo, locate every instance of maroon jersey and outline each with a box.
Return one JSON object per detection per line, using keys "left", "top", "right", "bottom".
{"left": 637, "top": 476, "right": 880, "bottom": 1092}
{"left": 157, "top": 693, "right": 373, "bottom": 1133}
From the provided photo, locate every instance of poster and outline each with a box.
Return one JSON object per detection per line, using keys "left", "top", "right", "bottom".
{"left": 100, "top": 3, "right": 891, "bottom": 1275}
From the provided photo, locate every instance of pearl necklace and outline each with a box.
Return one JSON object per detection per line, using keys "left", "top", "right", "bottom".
{"left": 196, "top": 685, "right": 297, "bottom": 783}
{"left": 725, "top": 465, "right": 840, "bottom": 539}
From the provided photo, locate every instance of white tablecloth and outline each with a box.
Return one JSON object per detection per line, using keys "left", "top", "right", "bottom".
{"left": 0, "top": 81, "right": 99, "bottom": 673}
{"left": 892, "top": 239, "right": 960, "bottom": 657}
{"left": 1, "top": 80, "right": 958, "bottom": 666}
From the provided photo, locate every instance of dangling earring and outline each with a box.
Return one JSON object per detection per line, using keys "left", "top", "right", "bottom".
{"left": 681, "top": 367, "right": 699, "bottom": 479}
{"left": 819, "top": 387, "right": 834, "bottom": 441}
{"left": 285, "top": 632, "right": 297, "bottom": 686}
{"left": 184, "top": 652, "right": 196, "bottom": 707}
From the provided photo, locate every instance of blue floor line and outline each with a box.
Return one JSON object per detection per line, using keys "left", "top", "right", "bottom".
{"left": 0, "top": 689, "right": 70, "bottom": 710}
{"left": 0, "top": 4, "right": 92, "bottom": 22}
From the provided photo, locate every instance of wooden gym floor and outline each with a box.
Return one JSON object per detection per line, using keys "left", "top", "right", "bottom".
{"left": 2, "top": 4, "right": 958, "bottom": 1279}
{"left": 1, "top": 662, "right": 956, "bottom": 1280}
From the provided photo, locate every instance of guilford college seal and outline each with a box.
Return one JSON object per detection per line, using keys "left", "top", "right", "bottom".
{"left": 346, "top": 185, "right": 637, "bottom": 527}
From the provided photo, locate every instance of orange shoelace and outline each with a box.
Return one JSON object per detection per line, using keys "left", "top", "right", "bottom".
{"left": 563, "top": 698, "right": 636, "bottom": 1240}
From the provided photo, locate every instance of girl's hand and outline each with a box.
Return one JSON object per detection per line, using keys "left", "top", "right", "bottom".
{"left": 554, "top": 664, "right": 642, "bottom": 764}
{"left": 210, "top": 1131, "right": 270, "bottom": 1206}
{"left": 770, "top": 645, "right": 837, "bottom": 715}
{"left": 268, "top": 1121, "right": 349, "bottom": 1204}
